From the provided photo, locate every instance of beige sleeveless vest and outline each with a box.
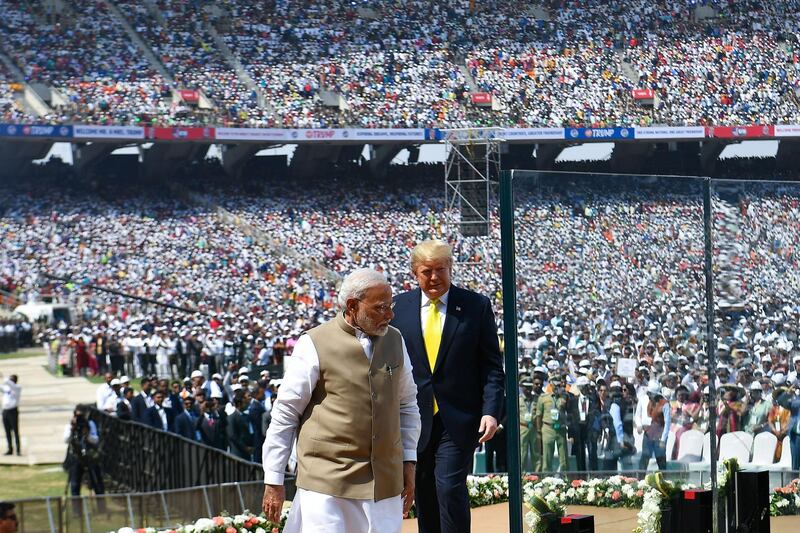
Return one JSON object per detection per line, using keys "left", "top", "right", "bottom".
{"left": 296, "top": 313, "right": 404, "bottom": 501}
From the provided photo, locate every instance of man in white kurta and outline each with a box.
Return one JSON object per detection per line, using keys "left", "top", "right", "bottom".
{"left": 262, "top": 269, "right": 421, "bottom": 533}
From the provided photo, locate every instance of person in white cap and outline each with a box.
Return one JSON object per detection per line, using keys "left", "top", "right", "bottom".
{"left": 638, "top": 382, "right": 670, "bottom": 470}
{"left": 262, "top": 269, "right": 420, "bottom": 533}
{"left": 742, "top": 381, "right": 769, "bottom": 434}
{"left": 100, "top": 379, "right": 122, "bottom": 415}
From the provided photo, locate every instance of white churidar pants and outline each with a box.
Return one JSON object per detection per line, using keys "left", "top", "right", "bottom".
{"left": 283, "top": 488, "right": 402, "bottom": 533}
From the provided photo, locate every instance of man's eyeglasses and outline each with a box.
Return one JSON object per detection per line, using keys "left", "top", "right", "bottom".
{"left": 358, "top": 300, "right": 396, "bottom": 314}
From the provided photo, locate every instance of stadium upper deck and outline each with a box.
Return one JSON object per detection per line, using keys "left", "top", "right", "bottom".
{"left": 0, "top": 0, "right": 799, "bottom": 131}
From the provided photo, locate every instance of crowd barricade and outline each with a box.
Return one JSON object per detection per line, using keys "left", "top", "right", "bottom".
{"left": 8, "top": 480, "right": 293, "bottom": 533}
{"left": 88, "top": 408, "right": 265, "bottom": 492}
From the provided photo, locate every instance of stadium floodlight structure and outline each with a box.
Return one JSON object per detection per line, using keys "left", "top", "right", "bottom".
{"left": 441, "top": 127, "right": 504, "bottom": 239}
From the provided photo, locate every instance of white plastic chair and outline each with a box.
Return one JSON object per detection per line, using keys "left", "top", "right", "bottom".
{"left": 718, "top": 431, "right": 753, "bottom": 463}
{"left": 677, "top": 429, "right": 704, "bottom": 462}
{"left": 688, "top": 432, "right": 713, "bottom": 472}
{"left": 745, "top": 432, "right": 778, "bottom": 467}
{"left": 773, "top": 436, "right": 793, "bottom": 471}
{"left": 666, "top": 430, "right": 676, "bottom": 460}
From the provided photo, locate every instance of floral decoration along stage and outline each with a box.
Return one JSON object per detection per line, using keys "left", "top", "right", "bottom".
{"left": 110, "top": 473, "right": 800, "bottom": 533}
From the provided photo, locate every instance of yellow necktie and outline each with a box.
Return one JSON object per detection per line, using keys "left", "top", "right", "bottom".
{"left": 424, "top": 298, "right": 441, "bottom": 414}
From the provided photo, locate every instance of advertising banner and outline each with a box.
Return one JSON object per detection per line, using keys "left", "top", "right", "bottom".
{"left": 73, "top": 125, "right": 145, "bottom": 139}
{"left": 705, "top": 125, "right": 774, "bottom": 139}
{"left": 0, "top": 124, "right": 73, "bottom": 138}
{"left": 634, "top": 126, "right": 706, "bottom": 140}
{"left": 773, "top": 124, "right": 800, "bottom": 137}
{"left": 215, "top": 128, "right": 428, "bottom": 142}
{"left": 287, "top": 129, "right": 427, "bottom": 142}
{"left": 145, "top": 126, "right": 215, "bottom": 141}
{"left": 470, "top": 92, "right": 492, "bottom": 105}
{"left": 502, "top": 128, "right": 566, "bottom": 140}
{"left": 178, "top": 89, "right": 200, "bottom": 103}
{"left": 632, "top": 89, "right": 655, "bottom": 100}
{"left": 215, "top": 128, "right": 291, "bottom": 141}
{"left": 564, "top": 127, "right": 635, "bottom": 141}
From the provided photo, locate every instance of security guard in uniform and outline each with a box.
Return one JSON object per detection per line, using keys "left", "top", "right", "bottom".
{"left": 537, "top": 374, "right": 569, "bottom": 472}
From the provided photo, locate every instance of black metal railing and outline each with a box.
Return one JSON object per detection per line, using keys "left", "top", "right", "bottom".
{"left": 9, "top": 480, "right": 296, "bottom": 533}
{"left": 88, "top": 408, "right": 265, "bottom": 493}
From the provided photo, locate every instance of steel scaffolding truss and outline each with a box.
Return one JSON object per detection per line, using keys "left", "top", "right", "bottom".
{"left": 442, "top": 128, "right": 504, "bottom": 237}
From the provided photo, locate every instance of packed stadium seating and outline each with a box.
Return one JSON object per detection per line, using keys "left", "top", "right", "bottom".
{"left": 1, "top": 0, "right": 799, "bottom": 128}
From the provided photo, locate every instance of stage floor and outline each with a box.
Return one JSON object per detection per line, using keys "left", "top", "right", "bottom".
{"left": 401, "top": 504, "right": 800, "bottom": 532}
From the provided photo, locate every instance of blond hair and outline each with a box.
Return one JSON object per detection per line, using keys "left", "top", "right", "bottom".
{"left": 410, "top": 239, "right": 453, "bottom": 269}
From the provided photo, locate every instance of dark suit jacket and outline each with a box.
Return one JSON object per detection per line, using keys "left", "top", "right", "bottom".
{"left": 130, "top": 393, "right": 150, "bottom": 423}
{"left": 144, "top": 405, "right": 172, "bottom": 432}
{"left": 197, "top": 411, "right": 228, "bottom": 450}
{"left": 116, "top": 399, "right": 132, "bottom": 421}
{"left": 248, "top": 399, "right": 266, "bottom": 459}
{"left": 174, "top": 410, "right": 198, "bottom": 441}
{"left": 391, "top": 285, "right": 505, "bottom": 451}
{"left": 226, "top": 410, "right": 254, "bottom": 460}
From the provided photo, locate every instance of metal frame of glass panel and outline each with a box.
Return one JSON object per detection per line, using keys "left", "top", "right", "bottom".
{"left": 500, "top": 170, "right": 720, "bottom": 533}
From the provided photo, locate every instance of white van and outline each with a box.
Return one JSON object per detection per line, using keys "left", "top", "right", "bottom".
{"left": 13, "top": 303, "right": 76, "bottom": 326}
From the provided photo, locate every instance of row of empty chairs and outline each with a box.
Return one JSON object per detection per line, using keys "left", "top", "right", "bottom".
{"left": 675, "top": 430, "right": 793, "bottom": 471}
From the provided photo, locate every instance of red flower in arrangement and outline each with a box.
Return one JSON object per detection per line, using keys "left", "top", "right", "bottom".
{"left": 524, "top": 475, "right": 539, "bottom": 482}
{"left": 213, "top": 517, "right": 225, "bottom": 526}
{"left": 226, "top": 527, "right": 236, "bottom": 533}
{"left": 636, "top": 490, "right": 644, "bottom": 498}
{"left": 571, "top": 479, "right": 583, "bottom": 488}
{"left": 136, "top": 529, "right": 146, "bottom": 533}
{"left": 612, "top": 491, "right": 621, "bottom": 501}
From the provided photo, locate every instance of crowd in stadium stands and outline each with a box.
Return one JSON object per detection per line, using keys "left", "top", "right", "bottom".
{"left": 1, "top": 0, "right": 799, "bottom": 127}
{"left": 0, "top": 60, "right": 35, "bottom": 123}
{"left": 2, "top": 170, "right": 800, "bottom": 468}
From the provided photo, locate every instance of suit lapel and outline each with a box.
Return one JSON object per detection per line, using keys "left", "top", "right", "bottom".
{"left": 433, "top": 286, "right": 462, "bottom": 374}
{"left": 402, "top": 289, "right": 428, "bottom": 372}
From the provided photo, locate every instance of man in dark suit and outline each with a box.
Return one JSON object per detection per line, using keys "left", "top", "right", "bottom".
{"left": 391, "top": 239, "right": 504, "bottom": 533}
{"left": 174, "top": 396, "right": 199, "bottom": 441}
{"left": 116, "top": 387, "right": 134, "bottom": 421}
{"left": 144, "top": 391, "right": 172, "bottom": 432}
{"left": 227, "top": 390, "right": 254, "bottom": 460}
{"left": 196, "top": 395, "right": 227, "bottom": 450}
{"left": 248, "top": 383, "right": 267, "bottom": 463}
{"left": 130, "top": 378, "right": 153, "bottom": 423}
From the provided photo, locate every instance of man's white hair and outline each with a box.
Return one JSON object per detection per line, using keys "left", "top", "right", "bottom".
{"left": 337, "top": 269, "right": 389, "bottom": 309}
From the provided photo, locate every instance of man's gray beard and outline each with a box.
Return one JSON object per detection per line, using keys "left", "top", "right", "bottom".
{"left": 373, "top": 326, "right": 389, "bottom": 337}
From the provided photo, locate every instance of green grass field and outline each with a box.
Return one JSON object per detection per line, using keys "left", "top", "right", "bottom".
{"left": 0, "top": 347, "right": 47, "bottom": 361}
{"left": 0, "top": 465, "right": 68, "bottom": 500}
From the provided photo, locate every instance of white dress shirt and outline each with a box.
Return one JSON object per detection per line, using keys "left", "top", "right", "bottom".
{"left": 2, "top": 378, "right": 21, "bottom": 410}
{"left": 96, "top": 382, "right": 114, "bottom": 409}
{"left": 262, "top": 332, "right": 421, "bottom": 486}
{"left": 155, "top": 405, "right": 168, "bottom": 431}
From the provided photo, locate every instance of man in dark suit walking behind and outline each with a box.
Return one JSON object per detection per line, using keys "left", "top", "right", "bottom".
{"left": 391, "top": 239, "right": 505, "bottom": 533}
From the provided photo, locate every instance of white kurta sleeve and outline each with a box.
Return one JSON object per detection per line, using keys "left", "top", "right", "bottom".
{"left": 398, "top": 338, "right": 421, "bottom": 462}
{"left": 262, "top": 334, "right": 319, "bottom": 485}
